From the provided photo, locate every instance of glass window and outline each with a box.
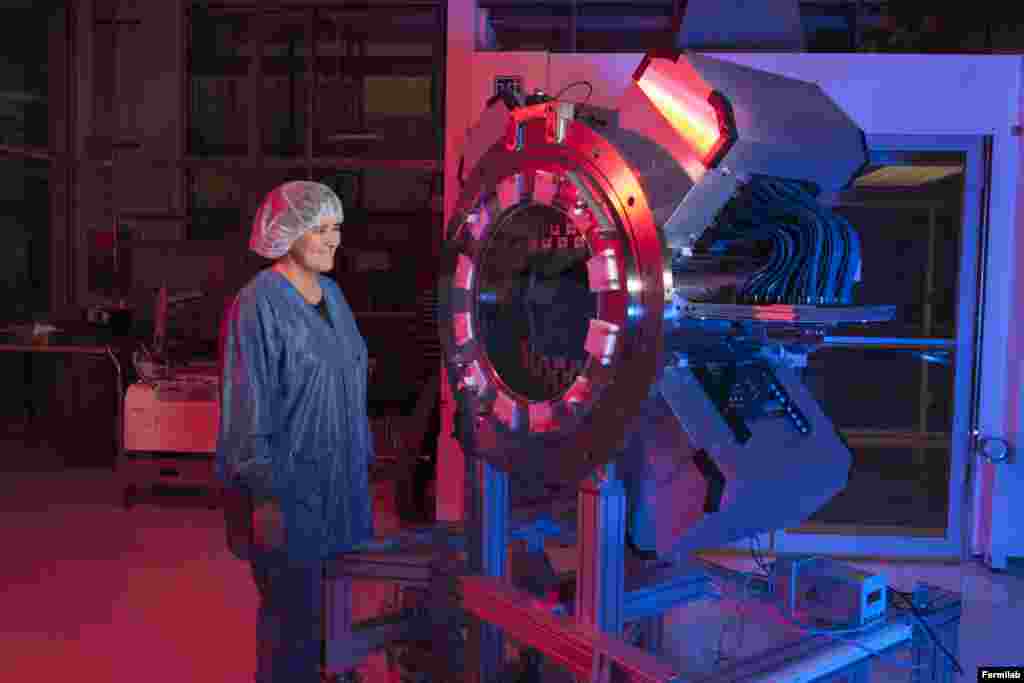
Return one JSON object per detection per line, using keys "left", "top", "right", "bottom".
{"left": 806, "top": 446, "right": 951, "bottom": 533}
{"left": 188, "top": 8, "right": 250, "bottom": 58}
{"left": 833, "top": 203, "right": 962, "bottom": 339}
{"left": 0, "top": 8, "right": 49, "bottom": 148}
{"left": 187, "top": 10, "right": 253, "bottom": 155}
{"left": 316, "top": 170, "right": 363, "bottom": 214}
{"left": 790, "top": 149, "right": 969, "bottom": 539}
{"left": 313, "top": 8, "right": 440, "bottom": 160}
{"left": 261, "top": 11, "right": 309, "bottom": 157}
{"left": 187, "top": 168, "right": 245, "bottom": 241}
{"left": 314, "top": 76, "right": 439, "bottom": 160}
{"left": 481, "top": 4, "right": 574, "bottom": 51}
{"left": 575, "top": 4, "right": 674, "bottom": 53}
{"left": 799, "top": 3, "right": 856, "bottom": 51}
{"left": 0, "top": 159, "right": 49, "bottom": 318}
{"left": 361, "top": 169, "right": 437, "bottom": 213}
{"left": 803, "top": 347, "right": 955, "bottom": 435}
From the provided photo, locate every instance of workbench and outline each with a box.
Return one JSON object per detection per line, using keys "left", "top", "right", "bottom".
{"left": 0, "top": 325, "right": 127, "bottom": 468}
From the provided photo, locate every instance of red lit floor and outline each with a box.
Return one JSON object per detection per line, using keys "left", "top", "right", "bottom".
{"left": 0, "top": 438, "right": 1018, "bottom": 682}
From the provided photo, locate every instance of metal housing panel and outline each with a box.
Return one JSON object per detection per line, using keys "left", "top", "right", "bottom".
{"left": 684, "top": 52, "right": 867, "bottom": 190}
{"left": 657, "top": 364, "right": 851, "bottom": 558}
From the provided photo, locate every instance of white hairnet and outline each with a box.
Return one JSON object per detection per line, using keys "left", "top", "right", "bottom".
{"left": 249, "top": 181, "right": 344, "bottom": 259}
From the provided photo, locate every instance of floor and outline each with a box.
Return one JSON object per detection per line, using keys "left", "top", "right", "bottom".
{"left": 0, "top": 434, "right": 1019, "bottom": 683}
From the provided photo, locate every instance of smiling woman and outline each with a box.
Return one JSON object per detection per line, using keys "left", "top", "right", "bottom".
{"left": 217, "top": 180, "right": 370, "bottom": 683}
{"left": 249, "top": 181, "right": 345, "bottom": 303}
{"left": 277, "top": 218, "right": 344, "bottom": 303}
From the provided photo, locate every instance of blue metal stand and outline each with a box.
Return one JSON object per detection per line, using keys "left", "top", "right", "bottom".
{"left": 576, "top": 463, "right": 626, "bottom": 636}
{"left": 466, "top": 456, "right": 509, "bottom": 683}
{"left": 576, "top": 463, "right": 627, "bottom": 683}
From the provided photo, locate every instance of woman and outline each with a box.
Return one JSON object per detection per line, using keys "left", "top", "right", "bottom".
{"left": 216, "top": 181, "right": 373, "bottom": 683}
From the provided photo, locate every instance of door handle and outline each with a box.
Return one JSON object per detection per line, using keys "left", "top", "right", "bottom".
{"left": 975, "top": 435, "right": 1011, "bottom": 464}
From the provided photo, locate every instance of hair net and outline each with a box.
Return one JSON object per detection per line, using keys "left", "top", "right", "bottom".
{"left": 249, "top": 181, "right": 344, "bottom": 259}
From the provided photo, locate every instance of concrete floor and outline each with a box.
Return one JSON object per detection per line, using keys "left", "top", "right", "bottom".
{"left": 0, "top": 437, "right": 1019, "bottom": 682}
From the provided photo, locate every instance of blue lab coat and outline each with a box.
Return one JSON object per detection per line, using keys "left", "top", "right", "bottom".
{"left": 216, "top": 269, "right": 375, "bottom": 563}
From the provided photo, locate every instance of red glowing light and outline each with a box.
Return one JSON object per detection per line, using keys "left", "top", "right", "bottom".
{"left": 635, "top": 56, "right": 735, "bottom": 168}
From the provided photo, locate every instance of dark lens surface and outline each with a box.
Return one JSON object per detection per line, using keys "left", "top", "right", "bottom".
{"left": 477, "top": 203, "right": 596, "bottom": 401}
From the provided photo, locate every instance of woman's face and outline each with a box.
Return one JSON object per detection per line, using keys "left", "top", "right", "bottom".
{"left": 290, "top": 215, "right": 342, "bottom": 274}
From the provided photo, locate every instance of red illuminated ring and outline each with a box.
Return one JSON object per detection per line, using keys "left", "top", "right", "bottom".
{"left": 446, "top": 166, "right": 627, "bottom": 434}
{"left": 456, "top": 180, "right": 624, "bottom": 435}
{"left": 438, "top": 113, "right": 665, "bottom": 481}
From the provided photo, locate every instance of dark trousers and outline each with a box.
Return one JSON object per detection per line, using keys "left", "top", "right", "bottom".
{"left": 249, "top": 550, "right": 325, "bottom": 683}
{"left": 411, "top": 396, "right": 441, "bottom": 519}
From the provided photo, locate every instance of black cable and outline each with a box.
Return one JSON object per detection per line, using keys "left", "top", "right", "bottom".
{"left": 888, "top": 588, "right": 942, "bottom": 615}
{"left": 705, "top": 177, "right": 862, "bottom": 306}
{"left": 748, "top": 536, "right": 773, "bottom": 577}
{"left": 840, "top": 215, "right": 861, "bottom": 302}
{"left": 890, "top": 590, "right": 964, "bottom": 675}
{"left": 707, "top": 556, "right": 960, "bottom": 676}
{"left": 764, "top": 180, "right": 822, "bottom": 303}
{"left": 552, "top": 80, "right": 593, "bottom": 104}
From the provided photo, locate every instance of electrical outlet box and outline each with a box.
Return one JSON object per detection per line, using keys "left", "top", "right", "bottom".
{"left": 771, "top": 555, "right": 887, "bottom": 628}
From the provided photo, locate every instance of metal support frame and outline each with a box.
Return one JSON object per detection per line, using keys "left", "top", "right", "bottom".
{"left": 460, "top": 575, "right": 682, "bottom": 683}
{"left": 633, "top": 616, "right": 665, "bottom": 656}
{"left": 576, "top": 463, "right": 627, "bottom": 636}
{"left": 322, "top": 500, "right": 714, "bottom": 680}
{"left": 466, "top": 456, "right": 510, "bottom": 683}
{"left": 455, "top": 558, "right": 965, "bottom": 683}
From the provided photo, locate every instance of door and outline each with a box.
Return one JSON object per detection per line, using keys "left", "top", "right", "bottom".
{"left": 774, "top": 135, "right": 989, "bottom": 560}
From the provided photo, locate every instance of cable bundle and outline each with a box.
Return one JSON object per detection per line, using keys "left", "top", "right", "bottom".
{"left": 699, "top": 176, "right": 862, "bottom": 305}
